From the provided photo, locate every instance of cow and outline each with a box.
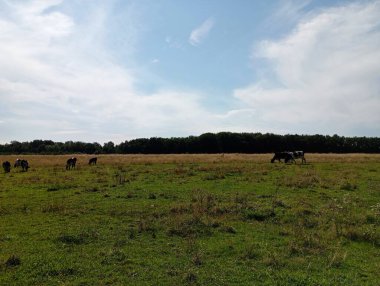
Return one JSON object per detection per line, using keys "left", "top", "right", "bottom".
{"left": 14, "top": 158, "right": 22, "bottom": 168}
{"left": 88, "top": 157, "right": 97, "bottom": 165}
{"left": 293, "top": 151, "right": 306, "bottom": 164}
{"left": 66, "top": 157, "right": 77, "bottom": 170}
{"left": 271, "top": 152, "right": 295, "bottom": 163}
{"left": 2, "top": 161, "right": 11, "bottom": 173}
{"left": 20, "top": 160, "right": 29, "bottom": 172}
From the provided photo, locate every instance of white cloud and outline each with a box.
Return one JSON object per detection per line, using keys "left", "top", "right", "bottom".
{"left": 189, "top": 17, "right": 214, "bottom": 46}
{"left": 234, "top": 1, "right": 380, "bottom": 136}
{"left": 0, "top": 1, "right": 223, "bottom": 143}
{"left": 165, "top": 36, "right": 183, "bottom": 49}
{"left": 2, "top": 1, "right": 378, "bottom": 143}
{"left": 272, "top": 0, "right": 312, "bottom": 23}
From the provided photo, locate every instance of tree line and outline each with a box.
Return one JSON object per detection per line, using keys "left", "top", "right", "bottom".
{"left": 0, "top": 132, "right": 379, "bottom": 154}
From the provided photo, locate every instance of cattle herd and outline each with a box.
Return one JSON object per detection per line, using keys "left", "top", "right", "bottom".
{"left": 2, "top": 152, "right": 306, "bottom": 173}
{"left": 2, "top": 158, "right": 30, "bottom": 173}
{"left": 2, "top": 157, "right": 98, "bottom": 173}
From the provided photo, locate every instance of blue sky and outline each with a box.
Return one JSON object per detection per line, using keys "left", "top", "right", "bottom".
{"left": 0, "top": 0, "right": 379, "bottom": 143}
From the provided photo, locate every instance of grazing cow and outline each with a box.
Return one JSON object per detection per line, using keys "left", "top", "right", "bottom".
{"left": 2, "top": 161, "right": 11, "bottom": 173}
{"left": 88, "top": 157, "right": 97, "bottom": 165}
{"left": 66, "top": 157, "right": 77, "bottom": 170}
{"left": 293, "top": 151, "right": 306, "bottom": 164}
{"left": 14, "top": 158, "right": 22, "bottom": 168}
{"left": 271, "top": 152, "right": 295, "bottom": 163}
{"left": 20, "top": 160, "right": 29, "bottom": 172}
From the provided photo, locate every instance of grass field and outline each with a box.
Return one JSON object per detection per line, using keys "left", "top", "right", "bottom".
{"left": 0, "top": 154, "right": 379, "bottom": 285}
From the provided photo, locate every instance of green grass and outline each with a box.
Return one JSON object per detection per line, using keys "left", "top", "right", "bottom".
{"left": 0, "top": 154, "right": 379, "bottom": 285}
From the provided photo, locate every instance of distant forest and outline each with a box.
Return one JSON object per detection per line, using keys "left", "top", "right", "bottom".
{"left": 0, "top": 133, "right": 379, "bottom": 154}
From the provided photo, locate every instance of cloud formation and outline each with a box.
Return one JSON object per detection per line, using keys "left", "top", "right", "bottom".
{"left": 1, "top": 0, "right": 379, "bottom": 143}
{"left": 0, "top": 1, "right": 221, "bottom": 143}
{"left": 189, "top": 17, "right": 215, "bottom": 46}
{"left": 234, "top": 1, "right": 380, "bottom": 136}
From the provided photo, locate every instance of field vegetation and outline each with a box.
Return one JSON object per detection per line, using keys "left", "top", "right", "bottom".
{"left": 0, "top": 154, "right": 379, "bottom": 285}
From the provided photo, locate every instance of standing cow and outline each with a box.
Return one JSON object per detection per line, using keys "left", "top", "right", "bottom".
{"left": 66, "top": 157, "right": 77, "bottom": 170}
{"left": 21, "top": 160, "right": 29, "bottom": 171}
{"left": 293, "top": 151, "right": 306, "bottom": 164}
{"left": 271, "top": 152, "right": 295, "bottom": 163}
{"left": 2, "top": 161, "right": 11, "bottom": 173}
{"left": 88, "top": 157, "right": 97, "bottom": 165}
{"left": 14, "top": 158, "right": 22, "bottom": 168}
{"left": 271, "top": 151, "right": 306, "bottom": 164}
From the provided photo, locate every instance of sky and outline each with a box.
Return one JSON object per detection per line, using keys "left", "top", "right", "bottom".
{"left": 0, "top": 0, "right": 379, "bottom": 143}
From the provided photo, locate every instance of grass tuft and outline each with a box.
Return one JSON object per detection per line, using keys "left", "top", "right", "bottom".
{"left": 243, "top": 208, "right": 275, "bottom": 221}
{"left": 5, "top": 255, "right": 21, "bottom": 267}
{"left": 220, "top": 225, "right": 237, "bottom": 234}
{"left": 184, "top": 271, "right": 197, "bottom": 283}
{"left": 167, "top": 216, "right": 212, "bottom": 238}
{"left": 242, "top": 244, "right": 261, "bottom": 260}
{"left": 47, "top": 268, "right": 77, "bottom": 277}
{"left": 41, "top": 203, "right": 66, "bottom": 213}
{"left": 57, "top": 234, "right": 86, "bottom": 245}
{"left": 340, "top": 182, "right": 357, "bottom": 191}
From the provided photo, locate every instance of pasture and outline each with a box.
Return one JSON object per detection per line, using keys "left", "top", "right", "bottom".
{"left": 0, "top": 154, "right": 379, "bottom": 285}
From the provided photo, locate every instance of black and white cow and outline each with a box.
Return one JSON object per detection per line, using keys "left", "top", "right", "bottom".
{"left": 66, "top": 157, "right": 77, "bottom": 170}
{"left": 14, "top": 158, "right": 22, "bottom": 168}
{"left": 2, "top": 161, "right": 11, "bottom": 173}
{"left": 293, "top": 151, "right": 306, "bottom": 164}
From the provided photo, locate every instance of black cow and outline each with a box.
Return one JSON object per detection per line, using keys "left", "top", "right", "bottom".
{"left": 66, "top": 157, "right": 77, "bottom": 170}
{"left": 271, "top": 152, "right": 295, "bottom": 163}
{"left": 21, "top": 160, "right": 29, "bottom": 172}
{"left": 293, "top": 151, "right": 306, "bottom": 164}
{"left": 88, "top": 157, "right": 97, "bottom": 165}
{"left": 2, "top": 161, "right": 11, "bottom": 173}
{"left": 14, "top": 159, "right": 29, "bottom": 171}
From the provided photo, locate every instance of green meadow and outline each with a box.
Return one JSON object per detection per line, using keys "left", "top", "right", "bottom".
{"left": 0, "top": 154, "right": 379, "bottom": 285}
